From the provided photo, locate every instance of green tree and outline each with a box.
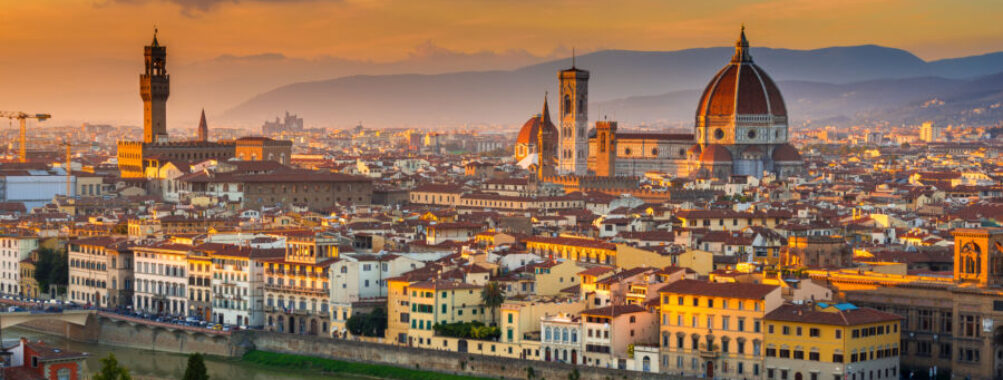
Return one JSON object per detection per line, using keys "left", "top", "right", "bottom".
{"left": 34, "top": 247, "right": 68, "bottom": 295}
{"left": 346, "top": 308, "right": 388, "bottom": 337}
{"left": 183, "top": 353, "right": 209, "bottom": 380}
{"left": 92, "top": 353, "right": 132, "bottom": 380}
{"left": 480, "top": 281, "right": 505, "bottom": 326}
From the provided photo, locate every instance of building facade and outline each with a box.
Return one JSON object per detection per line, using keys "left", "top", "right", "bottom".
{"left": 0, "top": 235, "right": 37, "bottom": 296}
{"left": 263, "top": 234, "right": 338, "bottom": 336}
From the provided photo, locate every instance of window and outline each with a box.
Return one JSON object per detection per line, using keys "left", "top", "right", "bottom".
{"left": 939, "top": 343, "right": 952, "bottom": 359}
{"left": 832, "top": 353, "right": 844, "bottom": 363}
{"left": 960, "top": 314, "right": 978, "bottom": 337}
{"left": 835, "top": 329, "right": 842, "bottom": 339}
{"left": 940, "top": 312, "right": 953, "bottom": 333}
{"left": 809, "top": 351, "right": 819, "bottom": 361}
{"left": 959, "top": 347, "right": 980, "bottom": 363}
{"left": 916, "top": 341, "right": 932, "bottom": 357}
{"left": 809, "top": 328, "right": 820, "bottom": 337}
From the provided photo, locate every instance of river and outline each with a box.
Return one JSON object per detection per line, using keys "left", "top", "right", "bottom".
{"left": 3, "top": 327, "right": 370, "bottom": 379}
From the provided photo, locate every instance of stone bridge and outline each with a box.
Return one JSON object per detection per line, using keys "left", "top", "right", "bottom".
{"left": 0, "top": 310, "right": 94, "bottom": 329}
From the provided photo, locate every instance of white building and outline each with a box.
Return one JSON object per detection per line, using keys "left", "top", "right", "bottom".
{"left": 204, "top": 244, "right": 284, "bottom": 328}
{"left": 132, "top": 242, "right": 189, "bottom": 315}
{"left": 540, "top": 312, "right": 584, "bottom": 364}
{"left": 0, "top": 235, "right": 37, "bottom": 295}
{"left": 329, "top": 253, "right": 424, "bottom": 336}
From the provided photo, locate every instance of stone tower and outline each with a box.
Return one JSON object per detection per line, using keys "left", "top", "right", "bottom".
{"left": 141, "top": 28, "right": 170, "bottom": 144}
{"left": 953, "top": 228, "right": 1003, "bottom": 287}
{"left": 594, "top": 120, "right": 617, "bottom": 177}
{"left": 197, "top": 109, "right": 208, "bottom": 142}
{"left": 558, "top": 59, "right": 589, "bottom": 176}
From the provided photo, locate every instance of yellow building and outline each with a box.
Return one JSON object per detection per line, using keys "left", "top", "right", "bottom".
{"left": 525, "top": 235, "right": 711, "bottom": 273}
{"left": 531, "top": 259, "right": 586, "bottom": 296}
{"left": 763, "top": 303, "right": 901, "bottom": 380}
{"left": 19, "top": 250, "right": 39, "bottom": 299}
{"left": 659, "top": 279, "right": 782, "bottom": 379}
{"left": 405, "top": 279, "right": 486, "bottom": 347}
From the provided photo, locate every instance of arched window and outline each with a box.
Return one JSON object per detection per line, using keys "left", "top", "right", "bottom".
{"left": 545, "top": 327, "right": 552, "bottom": 341}
{"left": 563, "top": 95, "right": 572, "bottom": 116}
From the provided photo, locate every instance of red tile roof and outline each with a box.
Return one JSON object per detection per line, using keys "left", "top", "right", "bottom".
{"left": 659, "top": 279, "right": 778, "bottom": 300}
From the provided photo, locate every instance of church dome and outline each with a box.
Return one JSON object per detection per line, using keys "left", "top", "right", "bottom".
{"left": 516, "top": 97, "right": 557, "bottom": 146}
{"left": 696, "top": 28, "right": 787, "bottom": 120}
{"left": 700, "top": 144, "right": 733, "bottom": 163}
{"left": 772, "top": 143, "right": 802, "bottom": 162}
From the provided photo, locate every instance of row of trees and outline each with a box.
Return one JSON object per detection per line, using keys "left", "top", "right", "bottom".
{"left": 93, "top": 352, "right": 209, "bottom": 380}
{"left": 433, "top": 321, "right": 501, "bottom": 340}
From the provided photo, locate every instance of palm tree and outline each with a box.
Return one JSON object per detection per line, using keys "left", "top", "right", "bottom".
{"left": 481, "top": 281, "right": 505, "bottom": 326}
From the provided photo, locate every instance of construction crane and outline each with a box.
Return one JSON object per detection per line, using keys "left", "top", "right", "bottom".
{"left": 0, "top": 111, "right": 51, "bottom": 163}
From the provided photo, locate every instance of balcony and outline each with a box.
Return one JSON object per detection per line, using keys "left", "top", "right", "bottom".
{"left": 699, "top": 343, "right": 719, "bottom": 359}
{"left": 264, "top": 283, "right": 327, "bottom": 296}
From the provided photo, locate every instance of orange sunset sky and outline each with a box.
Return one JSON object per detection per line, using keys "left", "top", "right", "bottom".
{"left": 1, "top": 0, "right": 1001, "bottom": 126}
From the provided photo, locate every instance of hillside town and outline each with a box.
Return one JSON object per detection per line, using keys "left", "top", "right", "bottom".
{"left": 3, "top": 28, "right": 1003, "bottom": 380}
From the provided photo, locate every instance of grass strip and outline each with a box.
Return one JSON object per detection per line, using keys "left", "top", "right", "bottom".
{"left": 241, "top": 350, "right": 491, "bottom": 380}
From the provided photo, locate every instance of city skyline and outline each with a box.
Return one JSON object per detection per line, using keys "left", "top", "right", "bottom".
{"left": 3, "top": 0, "right": 1003, "bottom": 127}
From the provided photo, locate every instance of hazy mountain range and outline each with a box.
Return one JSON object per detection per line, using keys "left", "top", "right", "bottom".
{"left": 219, "top": 45, "right": 1003, "bottom": 129}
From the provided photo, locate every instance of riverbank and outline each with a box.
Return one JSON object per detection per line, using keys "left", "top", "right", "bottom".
{"left": 13, "top": 312, "right": 684, "bottom": 380}
{"left": 241, "top": 350, "right": 490, "bottom": 380}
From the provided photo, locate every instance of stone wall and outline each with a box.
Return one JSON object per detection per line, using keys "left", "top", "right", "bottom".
{"left": 17, "top": 315, "right": 689, "bottom": 380}
{"left": 241, "top": 331, "right": 686, "bottom": 380}
{"left": 17, "top": 314, "right": 238, "bottom": 358}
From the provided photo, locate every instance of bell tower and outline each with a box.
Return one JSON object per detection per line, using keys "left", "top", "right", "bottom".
{"left": 141, "top": 28, "right": 170, "bottom": 144}
{"left": 558, "top": 55, "right": 589, "bottom": 176}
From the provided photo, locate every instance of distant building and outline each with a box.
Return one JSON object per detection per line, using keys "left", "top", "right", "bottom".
{"left": 262, "top": 111, "right": 304, "bottom": 134}
{"left": 521, "top": 27, "right": 801, "bottom": 182}
{"left": 920, "top": 121, "right": 942, "bottom": 143}
{"left": 117, "top": 31, "right": 292, "bottom": 178}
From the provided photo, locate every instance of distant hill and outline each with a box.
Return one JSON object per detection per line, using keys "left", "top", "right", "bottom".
{"left": 222, "top": 45, "right": 1003, "bottom": 128}
{"left": 596, "top": 73, "right": 1003, "bottom": 127}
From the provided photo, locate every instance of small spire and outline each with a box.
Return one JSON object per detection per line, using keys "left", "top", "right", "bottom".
{"left": 152, "top": 26, "right": 159, "bottom": 46}
{"left": 197, "top": 109, "right": 208, "bottom": 142}
{"left": 541, "top": 91, "right": 551, "bottom": 125}
{"left": 572, "top": 47, "right": 576, "bottom": 68}
{"left": 731, "top": 25, "right": 752, "bottom": 63}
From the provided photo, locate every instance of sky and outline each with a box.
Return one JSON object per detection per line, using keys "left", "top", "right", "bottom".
{"left": 1, "top": 0, "right": 1001, "bottom": 126}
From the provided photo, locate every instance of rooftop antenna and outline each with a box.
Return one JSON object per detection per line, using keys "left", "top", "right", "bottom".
{"left": 572, "top": 47, "right": 576, "bottom": 68}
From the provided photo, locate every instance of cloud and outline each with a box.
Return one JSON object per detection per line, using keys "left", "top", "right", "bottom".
{"left": 107, "top": 0, "right": 332, "bottom": 15}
